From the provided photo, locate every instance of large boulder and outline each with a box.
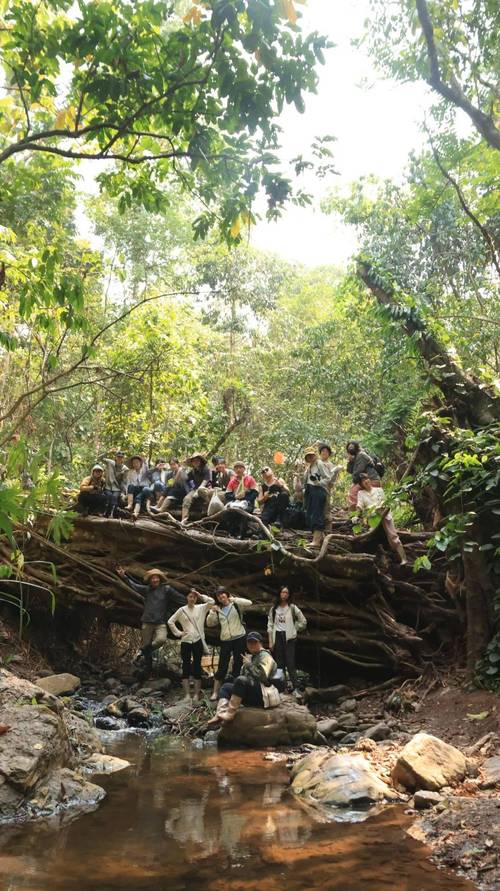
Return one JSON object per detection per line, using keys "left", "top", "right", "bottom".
{"left": 479, "top": 755, "right": 500, "bottom": 789}
{"left": 25, "top": 767, "right": 105, "bottom": 817}
{"left": 0, "top": 705, "right": 71, "bottom": 791}
{"left": 0, "top": 668, "right": 61, "bottom": 712}
{"left": 391, "top": 732, "right": 466, "bottom": 791}
{"left": 291, "top": 748, "right": 398, "bottom": 810}
{"left": 35, "top": 673, "right": 80, "bottom": 696}
{"left": 218, "top": 703, "right": 317, "bottom": 747}
{"left": 63, "top": 711, "right": 103, "bottom": 762}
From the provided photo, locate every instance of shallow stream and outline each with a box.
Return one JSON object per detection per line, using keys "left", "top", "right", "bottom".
{"left": 0, "top": 733, "right": 476, "bottom": 890}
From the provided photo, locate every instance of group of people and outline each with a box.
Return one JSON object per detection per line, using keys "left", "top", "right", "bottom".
{"left": 78, "top": 440, "right": 406, "bottom": 560}
{"left": 116, "top": 565, "right": 308, "bottom": 721}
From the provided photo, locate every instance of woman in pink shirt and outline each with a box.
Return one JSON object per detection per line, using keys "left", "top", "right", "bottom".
{"left": 224, "top": 461, "right": 259, "bottom": 539}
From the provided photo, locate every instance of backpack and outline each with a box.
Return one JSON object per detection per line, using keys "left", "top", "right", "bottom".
{"left": 370, "top": 454, "right": 386, "bottom": 478}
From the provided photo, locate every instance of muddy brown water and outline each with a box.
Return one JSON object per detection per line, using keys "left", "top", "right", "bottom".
{"left": 0, "top": 734, "right": 476, "bottom": 891}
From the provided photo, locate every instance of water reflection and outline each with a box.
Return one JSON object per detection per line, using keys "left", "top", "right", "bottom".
{"left": 0, "top": 734, "right": 476, "bottom": 891}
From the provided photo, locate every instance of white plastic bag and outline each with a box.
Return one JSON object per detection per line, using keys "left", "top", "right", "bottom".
{"left": 208, "top": 491, "right": 225, "bottom": 516}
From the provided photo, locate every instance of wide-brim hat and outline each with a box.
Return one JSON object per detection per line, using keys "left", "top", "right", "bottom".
{"left": 143, "top": 568, "right": 166, "bottom": 582}
{"left": 304, "top": 447, "right": 317, "bottom": 459}
{"left": 127, "top": 454, "right": 144, "bottom": 468}
{"left": 187, "top": 452, "right": 207, "bottom": 465}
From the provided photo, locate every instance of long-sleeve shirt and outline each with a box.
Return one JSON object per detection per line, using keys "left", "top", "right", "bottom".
{"left": 98, "top": 457, "right": 128, "bottom": 493}
{"left": 124, "top": 574, "right": 186, "bottom": 624}
{"left": 351, "top": 450, "right": 380, "bottom": 484}
{"left": 267, "top": 603, "right": 307, "bottom": 646}
{"left": 303, "top": 460, "right": 331, "bottom": 490}
{"left": 241, "top": 648, "right": 277, "bottom": 686}
{"left": 167, "top": 595, "right": 215, "bottom": 643}
{"left": 80, "top": 474, "right": 105, "bottom": 493}
{"left": 206, "top": 596, "right": 252, "bottom": 640}
{"left": 127, "top": 461, "right": 150, "bottom": 487}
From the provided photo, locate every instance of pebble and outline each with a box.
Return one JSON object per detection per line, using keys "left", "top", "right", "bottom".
{"left": 414, "top": 790, "right": 443, "bottom": 810}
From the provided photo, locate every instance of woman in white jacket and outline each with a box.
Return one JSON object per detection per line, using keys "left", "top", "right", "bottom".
{"left": 206, "top": 586, "right": 252, "bottom": 700}
{"left": 267, "top": 586, "right": 307, "bottom": 690}
{"left": 168, "top": 589, "right": 214, "bottom": 700}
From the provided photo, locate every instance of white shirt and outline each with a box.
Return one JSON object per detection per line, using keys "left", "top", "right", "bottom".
{"left": 274, "top": 606, "right": 288, "bottom": 632}
{"left": 168, "top": 597, "right": 214, "bottom": 644}
{"left": 357, "top": 487, "right": 385, "bottom": 510}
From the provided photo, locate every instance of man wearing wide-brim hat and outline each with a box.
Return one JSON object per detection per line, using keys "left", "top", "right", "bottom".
{"left": 181, "top": 452, "right": 211, "bottom": 524}
{"left": 116, "top": 565, "right": 186, "bottom": 674}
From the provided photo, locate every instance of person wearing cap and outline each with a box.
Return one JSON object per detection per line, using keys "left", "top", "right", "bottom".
{"left": 207, "top": 631, "right": 280, "bottom": 725}
{"left": 97, "top": 450, "right": 128, "bottom": 517}
{"left": 116, "top": 565, "right": 186, "bottom": 674}
{"left": 318, "top": 443, "right": 342, "bottom": 533}
{"left": 181, "top": 453, "right": 212, "bottom": 524}
{"left": 168, "top": 588, "right": 215, "bottom": 701}
{"left": 125, "top": 455, "right": 150, "bottom": 515}
{"left": 258, "top": 466, "right": 290, "bottom": 528}
{"left": 206, "top": 586, "right": 252, "bottom": 700}
{"left": 224, "top": 461, "right": 259, "bottom": 538}
{"left": 211, "top": 456, "right": 234, "bottom": 490}
{"left": 78, "top": 465, "right": 107, "bottom": 515}
{"left": 303, "top": 447, "right": 330, "bottom": 548}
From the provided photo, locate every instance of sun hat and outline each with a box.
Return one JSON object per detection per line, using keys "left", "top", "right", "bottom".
{"left": 143, "top": 568, "right": 166, "bottom": 582}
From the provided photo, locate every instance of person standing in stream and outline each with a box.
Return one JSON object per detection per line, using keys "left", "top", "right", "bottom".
{"left": 168, "top": 589, "right": 215, "bottom": 701}
{"left": 206, "top": 586, "right": 252, "bottom": 701}
{"left": 116, "top": 566, "right": 186, "bottom": 675}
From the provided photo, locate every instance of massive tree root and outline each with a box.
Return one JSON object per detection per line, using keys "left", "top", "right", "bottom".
{"left": 1, "top": 508, "right": 461, "bottom": 683}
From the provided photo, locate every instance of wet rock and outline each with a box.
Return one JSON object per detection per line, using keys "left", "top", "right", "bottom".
{"left": 122, "top": 698, "right": 142, "bottom": 714}
{"left": 163, "top": 702, "right": 195, "bottom": 722}
{"left": 127, "top": 707, "right": 150, "bottom": 728}
{"left": 35, "top": 673, "right": 80, "bottom": 697}
{"left": 392, "top": 732, "right": 467, "bottom": 791}
{"left": 26, "top": 767, "right": 105, "bottom": 817}
{"left": 218, "top": 703, "right": 317, "bottom": 748}
{"left": 331, "top": 730, "right": 347, "bottom": 741}
{"left": 0, "top": 705, "right": 71, "bottom": 791}
{"left": 303, "top": 685, "right": 351, "bottom": 704}
{"left": 317, "top": 718, "right": 339, "bottom": 737}
{"left": 94, "top": 716, "right": 121, "bottom": 731}
{"left": 362, "top": 722, "right": 391, "bottom": 742}
{"left": 0, "top": 668, "right": 61, "bottom": 712}
{"left": 0, "top": 776, "right": 24, "bottom": 820}
{"left": 338, "top": 699, "right": 357, "bottom": 713}
{"left": 204, "top": 730, "right": 220, "bottom": 744}
{"left": 138, "top": 677, "right": 172, "bottom": 694}
{"left": 338, "top": 713, "right": 358, "bottom": 731}
{"left": 63, "top": 711, "right": 102, "bottom": 761}
{"left": 340, "top": 732, "right": 362, "bottom": 746}
{"left": 413, "top": 790, "right": 443, "bottom": 810}
{"left": 291, "top": 749, "right": 399, "bottom": 809}
{"left": 480, "top": 755, "right": 500, "bottom": 789}
{"left": 84, "top": 753, "right": 131, "bottom": 774}
{"left": 105, "top": 701, "right": 124, "bottom": 719}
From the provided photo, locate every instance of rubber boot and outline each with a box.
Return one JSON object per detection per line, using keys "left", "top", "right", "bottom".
{"left": 192, "top": 679, "right": 202, "bottom": 702}
{"left": 396, "top": 543, "right": 408, "bottom": 565}
{"left": 311, "top": 530, "right": 324, "bottom": 549}
{"left": 206, "top": 697, "right": 229, "bottom": 726}
{"left": 220, "top": 694, "right": 242, "bottom": 722}
{"left": 210, "top": 679, "right": 221, "bottom": 702}
{"left": 181, "top": 678, "right": 192, "bottom": 701}
{"left": 133, "top": 501, "right": 141, "bottom": 519}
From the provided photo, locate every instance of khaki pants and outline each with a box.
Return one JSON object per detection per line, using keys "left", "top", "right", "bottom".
{"left": 141, "top": 623, "right": 167, "bottom": 651}
{"left": 182, "top": 486, "right": 213, "bottom": 519}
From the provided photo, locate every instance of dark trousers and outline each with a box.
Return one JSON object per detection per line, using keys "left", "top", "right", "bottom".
{"left": 261, "top": 492, "right": 290, "bottom": 527}
{"left": 304, "top": 484, "right": 327, "bottom": 532}
{"left": 220, "top": 675, "right": 264, "bottom": 707}
{"left": 104, "top": 489, "right": 122, "bottom": 516}
{"left": 215, "top": 636, "right": 247, "bottom": 681}
{"left": 274, "top": 631, "right": 297, "bottom": 687}
{"left": 78, "top": 491, "right": 107, "bottom": 514}
{"left": 180, "top": 639, "right": 204, "bottom": 679}
{"left": 127, "top": 484, "right": 145, "bottom": 503}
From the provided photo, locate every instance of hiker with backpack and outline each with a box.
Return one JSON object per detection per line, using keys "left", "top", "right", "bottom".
{"left": 346, "top": 440, "right": 383, "bottom": 508}
{"left": 168, "top": 588, "right": 215, "bottom": 701}
{"left": 206, "top": 586, "right": 252, "bottom": 701}
{"left": 267, "top": 586, "right": 307, "bottom": 690}
{"left": 206, "top": 631, "right": 280, "bottom": 725}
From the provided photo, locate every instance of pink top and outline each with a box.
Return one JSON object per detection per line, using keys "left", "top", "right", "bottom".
{"left": 227, "top": 474, "right": 257, "bottom": 492}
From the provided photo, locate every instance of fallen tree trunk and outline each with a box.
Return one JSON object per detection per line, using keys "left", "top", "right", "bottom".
{"left": 1, "top": 510, "right": 460, "bottom": 683}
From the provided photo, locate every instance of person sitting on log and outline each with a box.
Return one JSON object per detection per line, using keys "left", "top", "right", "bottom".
{"left": 318, "top": 443, "right": 342, "bottom": 533}
{"left": 356, "top": 474, "right": 407, "bottom": 564}
{"left": 181, "top": 452, "right": 212, "bottom": 524}
{"left": 303, "top": 447, "right": 330, "bottom": 548}
{"left": 168, "top": 588, "right": 215, "bottom": 701}
{"left": 153, "top": 457, "right": 190, "bottom": 513}
{"left": 207, "top": 631, "right": 280, "bottom": 725}
{"left": 206, "top": 585, "right": 252, "bottom": 701}
{"left": 116, "top": 566, "right": 186, "bottom": 675}
{"left": 125, "top": 454, "right": 150, "bottom": 518}
{"left": 211, "top": 455, "right": 234, "bottom": 490}
{"left": 223, "top": 460, "right": 259, "bottom": 538}
{"left": 97, "top": 449, "right": 128, "bottom": 517}
{"left": 78, "top": 464, "right": 108, "bottom": 515}
{"left": 139, "top": 457, "right": 168, "bottom": 515}
{"left": 267, "top": 586, "right": 307, "bottom": 690}
{"left": 346, "top": 440, "right": 381, "bottom": 508}
{"left": 258, "top": 466, "right": 290, "bottom": 528}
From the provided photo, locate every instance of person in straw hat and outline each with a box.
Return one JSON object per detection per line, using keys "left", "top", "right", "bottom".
{"left": 116, "top": 566, "right": 186, "bottom": 674}
{"left": 181, "top": 452, "right": 211, "bottom": 524}
{"left": 303, "top": 447, "right": 330, "bottom": 549}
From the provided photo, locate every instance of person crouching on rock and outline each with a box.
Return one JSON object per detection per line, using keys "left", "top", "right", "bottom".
{"left": 116, "top": 566, "right": 186, "bottom": 675}
{"left": 207, "top": 632, "right": 280, "bottom": 725}
{"left": 168, "top": 588, "right": 214, "bottom": 701}
{"left": 206, "top": 586, "right": 252, "bottom": 701}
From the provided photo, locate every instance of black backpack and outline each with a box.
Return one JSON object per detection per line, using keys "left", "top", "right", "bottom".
{"left": 370, "top": 454, "right": 386, "bottom": 477}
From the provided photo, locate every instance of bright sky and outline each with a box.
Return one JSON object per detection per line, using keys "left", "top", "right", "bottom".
{"left": 251, "top": 0, "right": 432, "bottom": 267}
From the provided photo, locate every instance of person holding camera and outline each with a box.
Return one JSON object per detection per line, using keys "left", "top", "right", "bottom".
{"left": 303, "top": 447, "right": 330, "bottom": 548}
